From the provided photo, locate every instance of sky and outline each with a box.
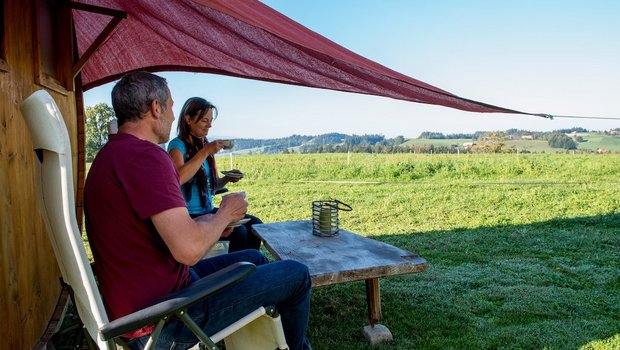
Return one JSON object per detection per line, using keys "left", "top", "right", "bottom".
{"left": 84, "top": 0, "right": 620, "bottom": 139}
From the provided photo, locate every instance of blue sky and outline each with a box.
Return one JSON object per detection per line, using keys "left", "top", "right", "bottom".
{"left": 84, "top": 0, "right": 620, "bottom": 139}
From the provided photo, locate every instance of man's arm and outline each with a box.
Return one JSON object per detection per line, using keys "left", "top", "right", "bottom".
{"left": 152, "top": 193, "right": 247, "bottom": 265}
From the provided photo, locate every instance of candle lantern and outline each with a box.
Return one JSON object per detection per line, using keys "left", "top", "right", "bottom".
{"left": 311, "top": 199, "right": 352, "bottom": 237}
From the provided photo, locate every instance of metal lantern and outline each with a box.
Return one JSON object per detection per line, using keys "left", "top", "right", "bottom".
{"left": 312, "top": 199, "right": 352, "bottom": 237}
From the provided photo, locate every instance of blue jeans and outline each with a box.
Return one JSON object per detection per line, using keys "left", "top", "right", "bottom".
{"left": 127, "top": 250, "right": 312, "bottom": 350}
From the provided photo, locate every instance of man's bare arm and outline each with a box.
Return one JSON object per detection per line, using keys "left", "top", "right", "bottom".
{"left": 152, "top": 193, "right": 247, "bottom": 265}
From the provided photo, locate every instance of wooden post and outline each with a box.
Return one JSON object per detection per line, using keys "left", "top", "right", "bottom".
{"left": 365, "top": 278, "right": 382, "bottom": 326}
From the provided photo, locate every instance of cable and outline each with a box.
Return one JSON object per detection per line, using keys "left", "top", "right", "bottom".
{"left": 533, "top": 114, "right": 620, "bottom": 121}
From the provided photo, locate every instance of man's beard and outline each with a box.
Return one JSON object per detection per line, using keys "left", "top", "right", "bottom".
{"left": 157, "top": 120, "right": 171, "bottom": 144}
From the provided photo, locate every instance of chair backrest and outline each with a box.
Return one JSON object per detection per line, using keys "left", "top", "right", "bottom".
{"left": 20, "top": 90, "right": 114, "bottom": 350}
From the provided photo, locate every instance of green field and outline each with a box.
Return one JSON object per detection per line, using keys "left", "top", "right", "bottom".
{"left": 403, "top": 134, "right": 620, "bottom": 153}
{"left": 211, "top": 153, "right": 620, "bottom": 350}
{"left": 63, "top": 154, "right": 619, "bottom": 349}
{"left": 403, "top": 138, "right": 557, "bottom": 152}
{"left": 577, "top": 134, "right": 620, "bottom": 152}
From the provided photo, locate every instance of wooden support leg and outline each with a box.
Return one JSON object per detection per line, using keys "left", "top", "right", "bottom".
{"left": 362, "top": 278, "right": 393, "bottom": 344}
{"left": 365, "top": 278, "right": 381, "bottom": 326}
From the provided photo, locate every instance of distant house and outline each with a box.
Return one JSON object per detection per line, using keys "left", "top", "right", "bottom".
{"left": 463, "top": 142, "right": 475, "bottom": 148}
{"left": 597, "top": 148, "right": 610, "bottom": 154}
{"left": 521, "top": 135, "right": 533, "bottom": 140}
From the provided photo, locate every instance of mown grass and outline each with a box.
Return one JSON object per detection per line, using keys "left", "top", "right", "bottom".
{"left": 216, "top": 153, "right": 619, "bottom": 350}
{"left": 61, "top": 153, "right": 619, "bottom": 349}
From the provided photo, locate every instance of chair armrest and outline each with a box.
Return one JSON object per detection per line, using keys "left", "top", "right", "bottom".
{"left": 100, "top": 261, "right": 256, "bottom": 340}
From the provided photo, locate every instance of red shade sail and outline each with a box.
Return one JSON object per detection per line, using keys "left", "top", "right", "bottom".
{"left": 73, "top": 0, "right": 544, "bottom": 116}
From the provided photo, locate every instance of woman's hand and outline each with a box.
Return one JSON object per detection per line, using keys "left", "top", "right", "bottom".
{"left": 223, "top": 169, "right": 243, "bottom": 183}
{"left": 202, "top": 140, "right": 224, "bottom": 155}
{"left": 220, "top": 227, "right": 234, "bottom": 237}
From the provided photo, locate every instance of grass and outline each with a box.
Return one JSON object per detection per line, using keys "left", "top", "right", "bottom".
{"left": 60, "top": 153, "right": 619, "bottom": 349}
{"left": 577, "top": 134, "right": 620, "bottom": 152}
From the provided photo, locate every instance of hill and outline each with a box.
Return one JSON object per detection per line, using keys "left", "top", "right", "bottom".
{"left": 213, "top": 130, "right": 620, "bottom": 154}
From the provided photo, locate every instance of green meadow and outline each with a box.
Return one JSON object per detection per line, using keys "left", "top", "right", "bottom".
{"left": 402, "top": 133, "right": 620, "bottom": 153}
{"left": 63, "top": 153, "right": 619, "bottom": 349}
{"left": 216, "top": 153, "right": 619, "bottom": 350}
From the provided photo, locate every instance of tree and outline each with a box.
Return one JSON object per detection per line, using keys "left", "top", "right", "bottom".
{"left": 85, "top": 103, "right": 115, "bottom": 161}
{"left": 471, "top": 132, "right": 515, "bottom": 153}
{"left": 547, "top": 133, "right": 577, "bottom": 150}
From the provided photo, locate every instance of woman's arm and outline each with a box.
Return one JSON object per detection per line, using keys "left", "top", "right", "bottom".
{"left": 169, "top": 147, "right": 211, "bottom": 185}
{"left": 215, "top": 175, "right": 229, "bottom": 189}
{"left": 169, "top": 140, "right": 225, "bottom": 185}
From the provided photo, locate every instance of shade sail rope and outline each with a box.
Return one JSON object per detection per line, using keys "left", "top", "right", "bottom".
{"left": 533, "top": 114, "right": 620, "bottom": 121}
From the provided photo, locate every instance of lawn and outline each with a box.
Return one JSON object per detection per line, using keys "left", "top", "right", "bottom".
{"left": 222, "top": 153, "right": 619, "bottom": 350}
{"left": 61, "top": 153, "right": 619, "bottom": 349}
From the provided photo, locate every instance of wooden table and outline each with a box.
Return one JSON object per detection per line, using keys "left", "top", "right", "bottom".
{"left": 252, "top": 220, "right": 428, "bottom": 343}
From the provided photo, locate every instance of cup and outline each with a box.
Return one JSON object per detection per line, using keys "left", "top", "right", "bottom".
{"left": 221, "top": 139, "right": 235, "bottom": 150}
{"left": 223, "top": 191, "right": 247, "bottom": 200}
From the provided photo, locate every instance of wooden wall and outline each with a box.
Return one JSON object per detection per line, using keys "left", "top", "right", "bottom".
{"left": 0, "top": 0, "right": 79, "bottom": 348}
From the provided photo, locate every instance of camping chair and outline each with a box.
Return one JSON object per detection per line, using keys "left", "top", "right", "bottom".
{"left": 20, "top": 90, "right": 288, "bottom": 350}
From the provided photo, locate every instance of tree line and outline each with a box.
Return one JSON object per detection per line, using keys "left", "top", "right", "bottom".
{"left": 85, "top": 102, "right": 611, "bottom": 158}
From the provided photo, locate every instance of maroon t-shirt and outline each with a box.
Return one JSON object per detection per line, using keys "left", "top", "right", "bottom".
{"left": 84, "top": 133, "right": 190, "bottom": 338}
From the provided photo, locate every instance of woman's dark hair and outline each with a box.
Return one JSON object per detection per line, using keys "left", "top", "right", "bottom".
{"left": 177, "top": 97, "right": 218, "bottom": 141}
{"left": 177, "top": 97, "right": 218, "bottom": 209}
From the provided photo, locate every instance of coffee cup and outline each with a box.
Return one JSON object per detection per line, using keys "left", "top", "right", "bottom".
{"left": 221, "top": 139, "right": 234, "bottom": 150}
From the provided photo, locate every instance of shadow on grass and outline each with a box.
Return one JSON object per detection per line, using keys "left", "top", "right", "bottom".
{"left": 309, "top": 213, "right": 620, "bottom": 350}
{"left": 52, "top": 214, "right": 619, "bottom": 350}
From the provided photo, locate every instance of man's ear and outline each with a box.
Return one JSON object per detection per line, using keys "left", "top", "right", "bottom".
{"left": 150, "top": 99, "right": 161, "bottom": 118}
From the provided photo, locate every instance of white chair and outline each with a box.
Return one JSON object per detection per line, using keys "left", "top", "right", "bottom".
{"left": 20, "top": 90, "right": 287, "bottom": 350}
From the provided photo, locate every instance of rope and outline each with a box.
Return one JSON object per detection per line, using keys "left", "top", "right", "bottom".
{"left": 533, "top": 114, "right": 620, "bottom": 121}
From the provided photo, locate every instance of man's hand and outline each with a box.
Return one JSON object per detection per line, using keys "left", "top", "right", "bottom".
{"left": 219, "top": 192, "right": 248, "bottom": 224}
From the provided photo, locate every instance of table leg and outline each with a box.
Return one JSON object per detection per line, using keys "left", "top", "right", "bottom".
{"left": 362, "top": 278, "right": 393, "bottom": 344}
{"left": 365, "top": 278, "right": 382, "bottom": 326}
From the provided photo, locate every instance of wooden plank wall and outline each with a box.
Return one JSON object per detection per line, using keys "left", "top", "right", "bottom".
{"left": 0, "top": 0, "right": 78, "bottom": 348}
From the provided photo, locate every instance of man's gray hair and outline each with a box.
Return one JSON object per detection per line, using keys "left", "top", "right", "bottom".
{"left": 111, "top": 71, "right": 170, "bottom": 126}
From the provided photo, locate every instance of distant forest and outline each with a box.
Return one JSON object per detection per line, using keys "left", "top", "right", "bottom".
{"left": 234, "top": 133, "right": 406, "bottom": 154}
{"left": 418, "top": 127, "right": 591, "bottom": 140}
{"left": 231, "top": 128, "right": 620, "bottom": 154}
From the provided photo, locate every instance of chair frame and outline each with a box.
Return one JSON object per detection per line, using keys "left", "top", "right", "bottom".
{"left": 21, "top": 90, "right": 287, "bottom": 350}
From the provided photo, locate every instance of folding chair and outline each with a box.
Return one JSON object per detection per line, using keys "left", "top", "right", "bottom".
{"left": 20, "top": 90, "right": 288, "bottom": 350}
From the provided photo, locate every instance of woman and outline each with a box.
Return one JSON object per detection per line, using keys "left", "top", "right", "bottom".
{"left": 167, "top": 97, "right": 262, "bottom": 252}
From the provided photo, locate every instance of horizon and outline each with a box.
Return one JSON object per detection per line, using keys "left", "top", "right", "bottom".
{"left": 84, "top": 0, "right": 620, "bottom": 139}
{"left": 209, "top": 127, "right": 613, "bottom": 142}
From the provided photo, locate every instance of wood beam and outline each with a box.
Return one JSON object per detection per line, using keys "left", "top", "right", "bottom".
{"left": 69, "top": 2, "right": 127, "bottom": 79}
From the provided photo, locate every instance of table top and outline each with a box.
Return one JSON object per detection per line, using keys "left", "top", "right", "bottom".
{"left": 252, "top": 220, "right": 428, "bottom": 287}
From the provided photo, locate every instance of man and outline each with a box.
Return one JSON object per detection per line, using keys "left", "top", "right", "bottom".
{"left": 84, "top": 71, "right": 312, "bottom": 350}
